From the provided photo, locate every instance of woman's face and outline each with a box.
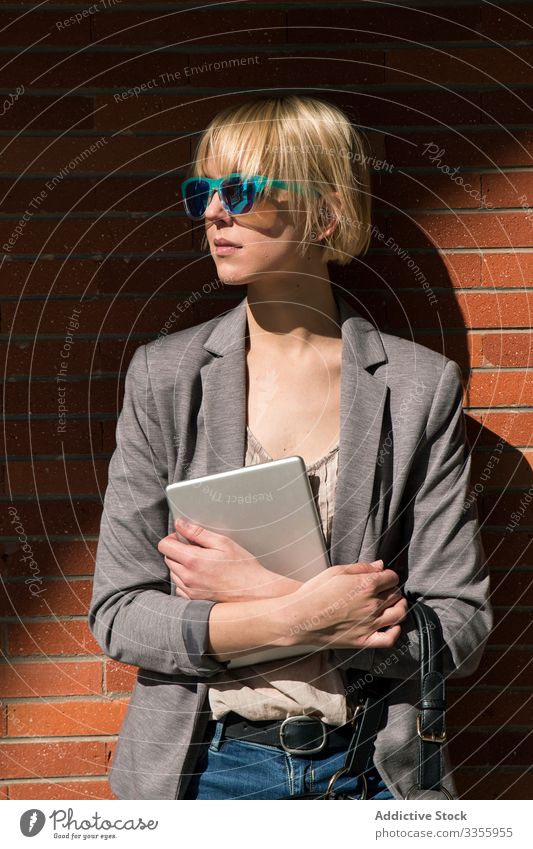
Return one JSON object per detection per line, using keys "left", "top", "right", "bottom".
{"left": 202, "top": 155, "right": 314, "bottom": 287}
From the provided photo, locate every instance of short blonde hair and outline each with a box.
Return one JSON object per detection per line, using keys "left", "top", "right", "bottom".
{"left": 188, "top": 95, "right": 372, "bottom": 266}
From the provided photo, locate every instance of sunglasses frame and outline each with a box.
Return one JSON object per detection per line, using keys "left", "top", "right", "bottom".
{"left": 180, "top": 172, "right": 321, "bottom": 220}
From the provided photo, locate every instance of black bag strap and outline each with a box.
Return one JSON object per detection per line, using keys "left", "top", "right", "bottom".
{"left": 284, "top": 596, "right": 451, "bottom": 799}
{"left": 308, "top": 675, "right": 389, "bottom": 799}
{"left": 406, "top": 595, "right": 450, "bottom": 797}
{"left": 329, "top": 596, "right": 449, "bottom": 799}
{"left": 341, "top": 676, "right": 391, "bottom": 779}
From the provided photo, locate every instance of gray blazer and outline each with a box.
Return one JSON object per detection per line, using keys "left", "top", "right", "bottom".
{"left": 88, "top": 288, "right": 492, "bottom": 800}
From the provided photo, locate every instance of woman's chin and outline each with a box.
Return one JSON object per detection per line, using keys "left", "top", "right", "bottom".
{"left": 213, "top": 265, "right": 255, "bottom": 287}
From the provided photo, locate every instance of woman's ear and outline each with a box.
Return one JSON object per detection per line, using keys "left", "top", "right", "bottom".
{"left": 314, "top": 190, "right": 341, "bottom": 241}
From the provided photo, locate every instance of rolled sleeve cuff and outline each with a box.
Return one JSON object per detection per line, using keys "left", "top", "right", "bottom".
{"left": 181, "top": 599, "right": 231, "bottom": 676}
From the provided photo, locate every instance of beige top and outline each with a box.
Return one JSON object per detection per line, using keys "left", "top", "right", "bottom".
{"left": 207, "top": 425, "right": 349, "bottom": 726}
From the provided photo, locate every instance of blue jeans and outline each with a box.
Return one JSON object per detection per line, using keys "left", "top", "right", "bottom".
{"left": 184, "top": 718, "right": 395, "bottom": 800}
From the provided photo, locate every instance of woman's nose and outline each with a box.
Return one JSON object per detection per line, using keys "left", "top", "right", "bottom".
{"left": 204, "top": 189, "right": 231, "bottom": 222}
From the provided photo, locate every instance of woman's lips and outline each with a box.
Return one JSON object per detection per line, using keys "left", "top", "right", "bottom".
{"left": 214, "top": 244, "right": 243, "bottom": 255}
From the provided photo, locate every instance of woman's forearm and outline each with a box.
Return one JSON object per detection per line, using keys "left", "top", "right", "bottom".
{"left": 206, "top": 563, "right": 408, "bottom": 663}
{"left": 206, "top": 594, "right": 300, "bottom": 662}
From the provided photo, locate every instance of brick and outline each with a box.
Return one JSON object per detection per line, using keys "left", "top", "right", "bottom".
{"left": 481, "top": 532, "right": 532, "bottom": 568}
{"left": 470, "top": 449, "right": 533, "bottom": 488}
{"left": 251, "top": 49, "right": 381, "bottom": 86}
{"left": 387, "top": 131, "right": 533, "bottom": 169}
{"left": 481, "top": 491, "right": 533, "bottom": 530}
{"left": 0, "top": 135, "right": 189, "bottom": 174}
{"left": 0, "top": 580, "right": 94, "bottom": 619}
{"left": 8, "top": 778, "right": 116, "bottom": 800}
{"left": 483, "top": 173, "right": 533, "bottom": 208}
{"left": 462, "top": 649, "right": 533, "bottom": 687}
{"left": 0, "top": 539, "right": 97, "bottom": 579}
{"left": 94, "top": 94, "right": 192, "bottom": 132}
{"left": 389, "top": 293, "right": 533, "bottom": 331}
{"left": 105, "top": 740, "right": 116, "bottom": 773}
{"left": 467, "top": 369, "right": 533, "bottom": 406}
{"left": 3, "top": 47, "right": 382, "bottom": 90}
{"left": 378, "top": 171, "right": 483, "bottom": 210}
{"left": 467, "top": 413, "right": 533, "bottom": 448}
{"left": 480, "top": 3, "right": 533, "bottom": 40}
{"left": 95, "top": 89, "right": 482, "bottom": 134}
{"left": 1, "top": 295, "right": 231, "bottom": 336}
{"left": 3, "top": 419, "right": 103, "bottom": 456}
{"left": 0, "top": 661, "right": 102, "bottom": 698}
{"left": 1, "top": 52, "right": 176, "bottom": 89}
{"left": 484, "top": 571, "right": 533, "bottom": 608}
{"left": 91, "top": 8, "right": 286, "bottom": 44}
{"left": 105, "top": 659, "right": 137, "bottom": 693}
{"left": 98, "top": 338, "right": 149, "bottom": 372}
{"left": 386, "top": 48, "right": 533, "bottom": 86}
{"left": 0, "top": 216, "right": 192, "bottom": 259}
{"left": 482, "top": 88, "right": 533, "bottom": 124}
{"left": 288, "top": 5, "right": 480, "bottom": 43}
{"left": 481, "top": 333, "right": 533, "bottom": 368}
{"left": 448, "top": 687, "right": 533, "bottom": 727}
{"left": 94, "top": 259, "right": 239, "bottom": 297}
{"left": 102, "top": 420, "right": 118, "bottom": 453}
{"left": 449, "top": 729, "right": 532, "bottom": 766}
{"left": 2, "top": 340, "right": 102, "bottom": 377}
{"left": 93, "top": 174, "right": 182, "bottom": 213}
{"left": 7, "top": 621, "right": 100, "bottom": 657}
{"left": 0, "top": 740, "right": 105, "bottom": 779}
{"left": 9, "top": 460, "right": 109, "bottom": 496}
{"left": 0, "top": 96, "right": 93, "bottom": 132}
{"left": 3, "top": 376, "right": 125, "bottom": 415}
{"left": 1, "top": 502, "right": 103, "bottom": 546}
{"left": 361, "top": 89, "right": 481, "bottom": 126}
{"left": 7, "top": 698, "right": 128, "bottom": 737}
{"left": 0, "top": 11, "right": 91, "bottom": 45}
{"left": 403, "top": 331, "right": 481, "bottom": 370}
{"left": 454, "top": 767, "right": 533, "bottom": 800}
{"left": 489, "top": 609, "right": 533, "bottom": 645}
{"left": 389, "top": 212, "right": 533, "bottom": 250}
{"left": 481, "top": 253, "right": 533, "bottom": 287}
{"left": 354, "top": 251, "right": 481, "bottom": 289}
{"left": 146, "top": 50, "right": 262, "bottom": 88}
{"left": 95, "top": 89, "right": 256, "bottom": 134}
{"left": 0, "top": 258, "right": 102, "bottom": 297}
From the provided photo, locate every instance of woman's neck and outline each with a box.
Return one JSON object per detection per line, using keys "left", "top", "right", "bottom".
{"left": 244, "top": 280, "right": 341, "bottom": 354}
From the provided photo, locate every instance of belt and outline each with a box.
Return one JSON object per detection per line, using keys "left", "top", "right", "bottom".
{"left": 212, "top": 710, "right": 355, "bottom": 756}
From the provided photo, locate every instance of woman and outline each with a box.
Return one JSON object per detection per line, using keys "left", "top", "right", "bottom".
{"left": 89, "top": 95, "right": 492, "bottom": 800}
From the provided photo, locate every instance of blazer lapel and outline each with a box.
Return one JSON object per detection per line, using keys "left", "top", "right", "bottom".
{"left": 328, "top": 295, "right": 389, "bottom": 567}
{"left": 200, "top": 289, "right": 389, "bottom": 567}
{"left": 199, "top": 296, "right": 249, "bottom": 474}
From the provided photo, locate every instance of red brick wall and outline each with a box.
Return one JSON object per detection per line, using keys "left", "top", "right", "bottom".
{"left": 1, "top": 1, "right": 532, "bottom": 800}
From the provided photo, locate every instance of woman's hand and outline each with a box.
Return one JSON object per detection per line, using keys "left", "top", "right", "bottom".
{"left": 158, "top": 517, "right": 303, "bottom": 603}
{"left": 283, "top": 561, "right": 408, "bottom": 650}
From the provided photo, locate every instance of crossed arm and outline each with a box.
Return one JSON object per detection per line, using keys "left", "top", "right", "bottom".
{"left": 88, "top": 346, "right": 492, "bottom": 681}
{"left": 158, "top": 516, "right": 407, "bottom": 663}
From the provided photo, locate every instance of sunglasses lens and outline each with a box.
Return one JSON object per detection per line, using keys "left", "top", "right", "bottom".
{"left": 183, "top": 179, "right": 211, "bottom": 218}
{"left": 221, "top": 176, "right": 257, "bottom": 215}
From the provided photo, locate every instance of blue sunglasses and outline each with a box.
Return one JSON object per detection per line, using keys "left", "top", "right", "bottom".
{"left": 180, "top": 172, "right": 320, "bottom": 220}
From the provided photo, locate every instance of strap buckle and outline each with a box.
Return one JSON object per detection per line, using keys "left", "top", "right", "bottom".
{"left": 417, "top": 713, "right": 447, "bottom": 743}
{"left": 325, "top": 766, "right": 368, "bottom": 800}
{"left": 279, "top": 715, "right": 327, "bottom": 755}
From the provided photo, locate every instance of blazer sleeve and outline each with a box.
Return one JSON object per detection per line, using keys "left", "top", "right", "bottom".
{"left": 88, "top": 344, "right": 231, "bottom": 678}
{"left": 335, "top": 359, "right": 493, "bottom": 681}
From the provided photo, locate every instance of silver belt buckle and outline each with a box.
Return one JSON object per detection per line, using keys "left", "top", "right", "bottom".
{"left": 279, "top": 715, "right": 327, "bottom": 755}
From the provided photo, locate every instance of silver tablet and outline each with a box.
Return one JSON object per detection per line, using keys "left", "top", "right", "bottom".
{"left": 165, "top": 456, "right": 330, "bottom": 668}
